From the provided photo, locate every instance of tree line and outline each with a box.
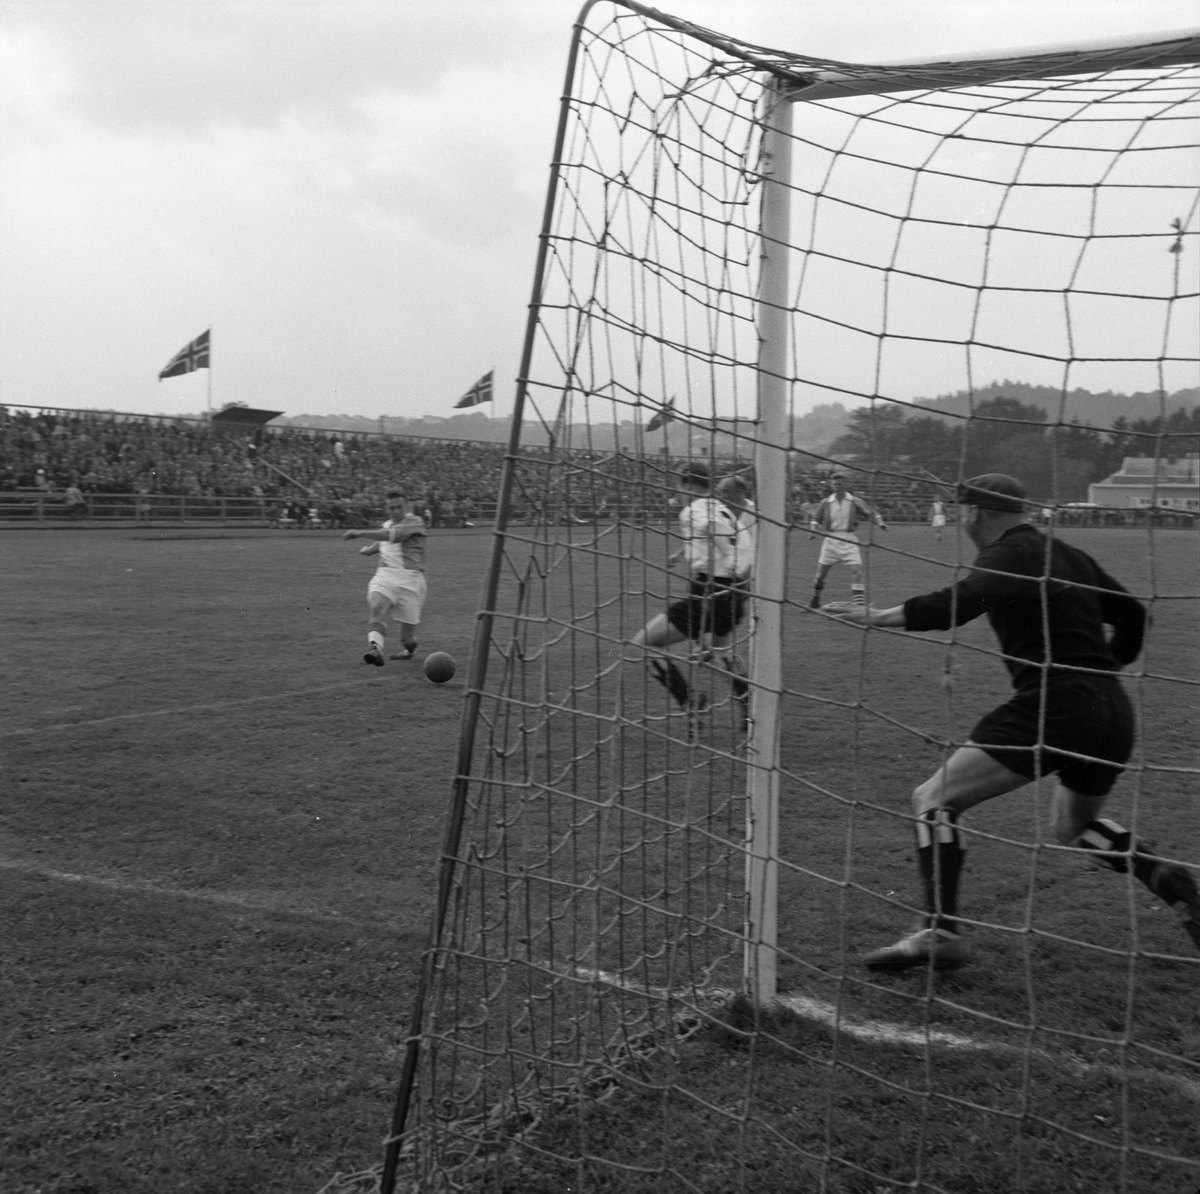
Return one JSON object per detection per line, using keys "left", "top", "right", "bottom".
{"left": 827, "top": 397, "right": 1200, "bottom": 501}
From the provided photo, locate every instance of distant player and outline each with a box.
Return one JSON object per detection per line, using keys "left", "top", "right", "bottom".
{"left": 830, "top": 473, "right": 1199, "bottom": 970}
{"left": 808, "top": 473, "right": 887, "bottom": 608}
{"left": 343, "top": 489, "right": 427, "bottom": 665}
{"left": 631, "top": 462, "right": 744, "bottom": 730}
{"left": 929, "top": 498, "right": 946, "bottom": 542}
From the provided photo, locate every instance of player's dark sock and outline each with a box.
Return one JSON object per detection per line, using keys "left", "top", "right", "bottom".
{"left": 1077, "top": 818, "right": 1174, "bottom": 894}
{"left": 916, "top": 808, "right": 965, "bottom": 933}
{"left": 649, "top": 658, "right": 691, "bottom": 708}
{"left": 809, "top": 585, "right": 824, "bottom": 609}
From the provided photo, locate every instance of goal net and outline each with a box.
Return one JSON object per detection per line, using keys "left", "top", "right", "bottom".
{"left": 379, "top": 6, "right": 1200, "bottom": 1192}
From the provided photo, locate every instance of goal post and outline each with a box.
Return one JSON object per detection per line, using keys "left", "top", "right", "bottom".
{"left": 376, "top": 6, "right": 1199, "bottom": 1192}
{"left": 745, "top": 78, "right": 792, "bottom": 1007}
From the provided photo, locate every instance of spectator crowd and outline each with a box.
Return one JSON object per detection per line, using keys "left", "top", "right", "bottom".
{"left": 10, "top": 404, "right": 1179, "bottom": 528}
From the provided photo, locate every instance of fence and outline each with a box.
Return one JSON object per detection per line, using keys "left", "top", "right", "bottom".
{"left": 2, "top": 489, "right": 1193, "bottom": 530}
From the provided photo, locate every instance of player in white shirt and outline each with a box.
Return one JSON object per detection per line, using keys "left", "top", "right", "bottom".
{"left": 714, "top": 472, "right": 756, "bottom": 726}
{"left": 343, "top": 489, "right": 428, "bottom": 665}
{"left": 631, "top": 462, "right": 744, "bottom": 729}
{"left": 809, "top": 473, "right": 887, "bottom": 608}
{"left": 929, "top": 498, "right": 947, "bottom": 542}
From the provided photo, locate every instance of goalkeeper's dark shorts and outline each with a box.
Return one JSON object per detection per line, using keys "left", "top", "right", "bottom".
{"left": 972, "top": 676, "right": 1134, "bottom": 797}
{"left": 666, "top": 575, "right": 748, "bottom": 641}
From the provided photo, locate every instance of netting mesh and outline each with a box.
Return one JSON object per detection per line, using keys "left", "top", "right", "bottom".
{"left": 383, "top": 6, "right": 1199, "bottom": 1192}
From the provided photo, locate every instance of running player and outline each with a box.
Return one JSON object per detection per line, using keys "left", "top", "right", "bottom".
{"left": 808, "top": 473, "right": 887, "bottom": 608}
{"left": 830, "top": 473, "right": 1200, "bottom": 969}
{"left": 343, "top": 489, "right": 427, "bottom": 665}
{"left": 631, "top": 462, "right": 743, "bottom": 730}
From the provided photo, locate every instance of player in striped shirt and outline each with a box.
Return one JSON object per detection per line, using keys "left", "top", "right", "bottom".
{"left": 343, "top": 489, "right": 428, "bottom": 666}
{"left": 808, "top": 473, "right": 887, "bottom": 608}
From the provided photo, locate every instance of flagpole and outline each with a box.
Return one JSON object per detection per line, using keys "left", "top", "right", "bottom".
{"left": 207, "top": 325, "right": 213, "bottom": 413}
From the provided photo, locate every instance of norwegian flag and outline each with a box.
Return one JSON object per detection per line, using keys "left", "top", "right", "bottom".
{"left": 646, "top": 397, "right": 676, "bottom": 432}
{"left": 158, "top": 329, "right": 210, "bottom": 380}
{"left": 454, "top": 370, "right": 494, "bottom": 408}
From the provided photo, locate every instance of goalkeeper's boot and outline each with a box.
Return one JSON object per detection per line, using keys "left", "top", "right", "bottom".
{"left": 863, "top": 925, "right": 968, "bottom": 971}
{"left": 363, "top": 645, "right": 385, "bottom": 667}
{"left": 390, "top": 642, "right": 418, "bottom": 660}
{"left": 1154, "top": 863, "right": 1200, "bottom": 950}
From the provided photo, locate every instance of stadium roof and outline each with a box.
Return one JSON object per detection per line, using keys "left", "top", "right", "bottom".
{"left": 210, "top": 406, "right": 284, "bottom": 429}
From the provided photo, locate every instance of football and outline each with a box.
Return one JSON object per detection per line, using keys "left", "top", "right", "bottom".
{"left": 423, "top": 651, "right": 457, "bottom": 684}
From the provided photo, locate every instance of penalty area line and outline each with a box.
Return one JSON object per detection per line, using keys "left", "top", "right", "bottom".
{"left": 0, "top": 857, "right": 400, "bottom": 931}
{"left": 582, "top": 968, "right": 1200, "bottom": 1102}
{"left": 0, "top": 676, "right": 400, "bottom": 738}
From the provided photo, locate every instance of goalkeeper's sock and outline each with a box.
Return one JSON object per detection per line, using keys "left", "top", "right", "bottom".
{"left": 649, "top": 658, "right": 690, "bottom": 708}
{"left": 916, "top": 808, "right": 965, "bottom": 933}
{"left": 1077, "top": 818, "right": 1170, "bottom": 893}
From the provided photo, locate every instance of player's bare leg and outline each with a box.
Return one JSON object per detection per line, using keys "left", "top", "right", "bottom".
{"left": 865, "top": 746, "right": 1027, "bottom": 971}
{"left": 633, "top": 614, "right": 708, "bottom": 732}
{"left": 710, "top": 631, "right": 749, "bottom": 732}
{"left": 1053, "top": 784, "right": 1200, "bottom": 950}
{"left": 364, "top": 592, "right": 391, "bottom": 666}
{"left": 390, "top": 621, "right": 419, "bottom": 661}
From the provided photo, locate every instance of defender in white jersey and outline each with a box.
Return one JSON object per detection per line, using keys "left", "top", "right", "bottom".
{"left": 343, "top": 489, "right": 428, "bottom": 665}
{"left": 630, "top": 462, "right": 746, "bottom": 733}
{"left": 713, "top": 472, "right": 756, "bottom": 726}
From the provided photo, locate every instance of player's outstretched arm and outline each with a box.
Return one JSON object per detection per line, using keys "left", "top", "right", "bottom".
{"left": 359, "top": 542, "right": 380, "bottom": 557}
{"left": 824, "top": 601, "right": 906, "bottom": 628}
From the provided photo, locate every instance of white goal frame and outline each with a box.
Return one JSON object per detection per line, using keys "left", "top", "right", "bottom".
{"left": 743, "top": 21, "right": 1200, "bottom": 1005}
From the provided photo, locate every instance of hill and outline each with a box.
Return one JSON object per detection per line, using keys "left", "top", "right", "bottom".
{"left": 914, "top": 381, "right": 1199, "bottom": 429}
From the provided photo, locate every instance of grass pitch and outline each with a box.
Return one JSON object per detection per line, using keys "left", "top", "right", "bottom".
{"left": 1, "top": 524, "right": 1197, "bottom": 1194}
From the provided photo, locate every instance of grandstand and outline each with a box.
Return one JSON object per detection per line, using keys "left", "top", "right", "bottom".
{"left": 3, "top": 404, "right": 1193, "bottom": 530}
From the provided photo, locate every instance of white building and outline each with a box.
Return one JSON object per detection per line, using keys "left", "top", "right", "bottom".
{"left": 1088, "top": 455, "right": 1200, "bottom": 511}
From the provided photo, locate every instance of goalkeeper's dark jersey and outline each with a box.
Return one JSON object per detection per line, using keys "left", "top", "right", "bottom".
{"left": 902, "top": 524, "right": 1145, "bottom": 694}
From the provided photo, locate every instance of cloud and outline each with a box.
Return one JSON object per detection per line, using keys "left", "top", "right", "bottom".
{"left": 0, "top": 0, "right": 1196, "bottom": 418}
{"left": 0, "top": 18, "right": 558, "bottom": 416}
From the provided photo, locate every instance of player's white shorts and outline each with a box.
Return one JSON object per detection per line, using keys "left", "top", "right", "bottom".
{"left": 817, "top": 534, "right": 863, "bottom": 567}
{"left": 368, "top": 569, "right": 427, "bottom": 624}
{"left": 931, "top": 515, "right": 946, "bottom": 528}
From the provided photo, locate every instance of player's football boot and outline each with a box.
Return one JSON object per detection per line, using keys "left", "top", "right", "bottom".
{"left": 1153, "top": 862, "right": 1200, "bottom": 950}
{"left": 390, "top": 642, "right": 418, "bottom": 660}
{"left": 863, "top": 925, "right": 968, "bottom": 971}
{"left": 363, "top": 646, "right": 385, "bottom": 667}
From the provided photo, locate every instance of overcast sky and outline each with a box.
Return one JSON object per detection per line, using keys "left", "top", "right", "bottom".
{"left": 1, "top": 0, "right": 1196, "bottom": 421}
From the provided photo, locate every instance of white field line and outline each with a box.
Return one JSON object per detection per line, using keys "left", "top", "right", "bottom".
{"left": 583, "top": 968, "right": 1200, "bottom": 1102}
{"left": 0, "top": 857, "right": 397, "bottom": 930}
{"left": 0, "top": 676, "right": 399, "bottom": 737}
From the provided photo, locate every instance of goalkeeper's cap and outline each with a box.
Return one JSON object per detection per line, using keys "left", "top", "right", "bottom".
{"left": 679, "top": 461, "right": 711, "bottom": 487}
{"left": 957, "top": 473, "right": 1027, "bottom": 513}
